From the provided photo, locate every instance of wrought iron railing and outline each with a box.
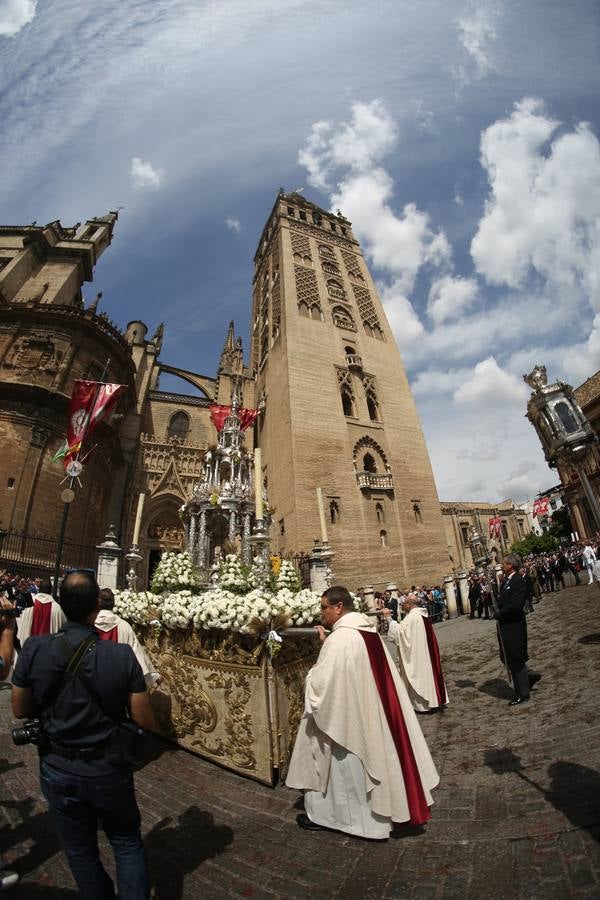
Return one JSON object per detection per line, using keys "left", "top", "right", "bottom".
{"left": 289, "top": 553, "right": 311, "bottom": 589}
{"left": 0, "top": 530, "right": 98, "bottom": 580}
{"left": 356, "top": 472, "right": 394, "bottom": 491}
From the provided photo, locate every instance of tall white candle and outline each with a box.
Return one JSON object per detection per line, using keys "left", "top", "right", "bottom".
{"left": 316, "top": 487, "right": 328, "bottom": 544}
{"left": 254, "top": 448, "right": 263, "bottom": 520}
{"left": 132, "top": 493, "right": 146, "bottom": 546}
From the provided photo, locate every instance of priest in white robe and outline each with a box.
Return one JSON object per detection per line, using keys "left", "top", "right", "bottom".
{"left": 95, "top": 588, "right": 161, "bottom": 689}
{"left": 17, "top": 579, "right": 65, "bottom": 643}
{"left": 286, "top": 586, "right": 439, "bottom": 839}
{"left": 384, "top": 594, "right": 448, "bottom": 713}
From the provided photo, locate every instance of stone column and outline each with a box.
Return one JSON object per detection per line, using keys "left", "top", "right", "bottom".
{"left": 444, "top": 574, "right": 458, "bottom": 618}
{"left": 362, "top": 584, "right": 376, "bottom": 612}
{"left": 309, "top": 544, "right": 334, "bottom": 596}
{"left": 228, "top": 509, "right": 237, "bottom": 539}
{"left": 457, "top": 571, "right": 469, "bottom": 617}
{"left": 96, "top": 525, "right": 121, "bottom": 590}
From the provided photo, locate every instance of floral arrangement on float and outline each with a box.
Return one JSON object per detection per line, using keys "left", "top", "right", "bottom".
{"left": 114, "top": 552, "right": 322, "bottom": 644}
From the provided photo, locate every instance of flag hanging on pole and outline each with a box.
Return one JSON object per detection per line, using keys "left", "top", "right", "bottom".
{"left": 62, "top": 380, "right": 126, "bottom": 467}
{"left": 532, "top": 497, "right": 550, "bottom": 518}
{"left": 488, "top": 516, "right": 502, "bottom": 540}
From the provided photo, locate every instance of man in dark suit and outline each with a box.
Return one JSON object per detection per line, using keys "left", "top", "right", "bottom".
{"left": 495, "top": 553, "right": 541, "bottom": 706}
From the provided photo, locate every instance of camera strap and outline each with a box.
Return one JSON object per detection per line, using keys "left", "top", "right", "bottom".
{"left": 41, "top": 635, "right": 97, "bottom": 711}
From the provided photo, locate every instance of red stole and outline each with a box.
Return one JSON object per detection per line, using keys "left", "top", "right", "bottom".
{"left": 358, "top": 630, "right": 431, "bottom": 826}
{"left": 95, "top": 625, "right": 119, "bottom": 642}
{"left": 422, "top": 617, "right": 447, "bottom": 708}
{"left": 31, "top": 599, "right": 52, "bottom": 636}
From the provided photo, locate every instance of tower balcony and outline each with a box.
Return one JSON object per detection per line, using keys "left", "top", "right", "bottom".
{"left": 345, "top": 354, "right": 363, "bottom": 371}
{"left": 356, "top": 471, "right": 394, "bottom": 491}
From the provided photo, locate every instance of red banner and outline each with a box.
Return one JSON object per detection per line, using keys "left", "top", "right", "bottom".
{"left": 66, "top": 381, "right": 97, "bottom": 459}
{"left": 210, "top": 404, "right": 259, "bottom": 432}
{"left": 65, "top": 380, "right": 126, "bottom": 465}
{"left": 532, "top": 497, "right": 550, "bottom": 518}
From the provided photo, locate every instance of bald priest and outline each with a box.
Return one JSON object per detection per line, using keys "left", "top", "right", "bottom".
{"left": 384, "top": 593, "right": 448, "bottom": 713}
{"left": 286, "top": 586, "right": 439, "bottom": 839}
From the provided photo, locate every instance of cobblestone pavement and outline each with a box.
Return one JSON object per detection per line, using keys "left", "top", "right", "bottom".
{"left": 1, "top": 583, "right": 599, "bottom": 899}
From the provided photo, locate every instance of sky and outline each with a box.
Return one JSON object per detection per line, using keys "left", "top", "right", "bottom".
{"left": 1, "top": 0, "right": 600, "bottom": 503}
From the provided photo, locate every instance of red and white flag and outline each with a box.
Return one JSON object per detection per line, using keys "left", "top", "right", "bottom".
{"left": 64, "top": 380, "right": 125, "bottom": 466}
{"left": 532, "top": 497, "right": 550, "bottom": 518}
{"left": 210, "top": 404, "right": 259, "bottom": 433}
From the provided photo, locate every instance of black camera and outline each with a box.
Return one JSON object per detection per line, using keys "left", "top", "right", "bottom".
{"left": 12, "top": 719, "right": 42, "bottom": 746}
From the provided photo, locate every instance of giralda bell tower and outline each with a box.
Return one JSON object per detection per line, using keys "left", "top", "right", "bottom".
{"left": 251, "top": 191, "right": 449, "bottom": 588}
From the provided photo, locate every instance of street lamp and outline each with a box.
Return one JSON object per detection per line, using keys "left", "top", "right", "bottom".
{"left": 524, "top": 365, "right": 600, "bottom": 532}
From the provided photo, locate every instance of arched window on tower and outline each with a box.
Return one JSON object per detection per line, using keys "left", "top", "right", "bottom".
{"left": 366, "top": 392, "right": 379, "bottom": 422}
{"left": 380, "top": 529, "right": 387, "bottom": 548}
{"left": 167, "top": 411, "right": 190, "bottom": 441}
{"left": 341, "top": 388, "right": 355, "bottom": 417}
{"left": 375, "top": 502, "right": 385, "bottom": 524}
{"left": 363, "top": 453, "right": 377, "bottom": 473}
{"left": 327, "top": 279, "right": 346, "bottom": 301}
{"left": 330, "top": 500, "right": 340, "bottom": 524}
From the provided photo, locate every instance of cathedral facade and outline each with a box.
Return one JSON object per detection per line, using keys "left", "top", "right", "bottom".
{"left": 0, "top": 193, "right": 451, "bottom": 588}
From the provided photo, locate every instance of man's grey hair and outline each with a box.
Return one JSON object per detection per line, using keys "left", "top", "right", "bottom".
{"left": 504, "top": 553, "right": 522, "bottom": 570}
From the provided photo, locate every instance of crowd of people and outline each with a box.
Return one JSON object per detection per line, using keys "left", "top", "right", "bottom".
{"left": 0, "top": 539, "right": 595, "bottom": 894}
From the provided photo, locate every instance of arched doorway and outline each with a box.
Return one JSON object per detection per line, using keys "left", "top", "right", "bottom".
{"left": 145, "top": 509, "right": 185, "bottom": 587}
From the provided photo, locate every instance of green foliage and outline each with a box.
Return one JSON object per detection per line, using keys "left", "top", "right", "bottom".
{"left": 548, "top": 506, "right": 571, "bottom": 542}
{"left": 510, "top": 532, "right": 557, "bottom": 556}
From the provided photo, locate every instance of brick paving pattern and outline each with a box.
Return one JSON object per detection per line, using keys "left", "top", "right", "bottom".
{"left": 1, "top": 583, "right": 600, "bottom": 898}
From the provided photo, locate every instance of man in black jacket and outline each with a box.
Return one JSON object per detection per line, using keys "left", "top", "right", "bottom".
{"left": 496, "top": 553, "right": 541, "bottom": 706}
{"left": 12, "top": 571, "right": 155, "bottom": 899}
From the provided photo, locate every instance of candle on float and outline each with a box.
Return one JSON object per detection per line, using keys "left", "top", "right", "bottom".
{"left": 316, "top": 487, "right": 328, "bottom": 544}
{"left": 132, "top": 493, "right": 146, "bottom": 546}
{"left": 254, "top": 448, "right": 263, "bottom": 520}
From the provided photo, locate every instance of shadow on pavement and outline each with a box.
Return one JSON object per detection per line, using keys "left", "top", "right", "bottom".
{"left": 478, "top": 678, "right": 513, "bottom": 700}
{"left": 0, "top": 798, "right": 61, "bottom": 879}
{"left": 546, "top": 761, "right": 600, "bottom": 840}
{"left": 455, "top": 679, "right": 476, "bottom": 688}
{"left": 136, "top": 732, "right": 180, "bottom": 771}
{"left": 145, "top": 806, "right": 233, "bottom": 899}
{"left": 577, "top": 633, "right": 600, "bottom": 645}
{"left": 11, "top": 885, "right": 79, "bottom": 898}
{"left": 484, "top": 749, "right": 600, "bottom": 844}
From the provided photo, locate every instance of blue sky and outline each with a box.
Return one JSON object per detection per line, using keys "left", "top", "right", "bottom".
{"left": 2, "top": 0, "right": 600, "bottom": 502}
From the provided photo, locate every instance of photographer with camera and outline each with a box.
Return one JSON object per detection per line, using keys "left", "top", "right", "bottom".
{"left": 0, "top": 596, "right": 20, "bottom": 890}
{"left": 11, "top": 570, "right": 155, "bottom": 899}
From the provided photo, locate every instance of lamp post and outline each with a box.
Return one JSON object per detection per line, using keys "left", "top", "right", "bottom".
{"left": 524, "top": 365, "right": 600, "bottom": 533}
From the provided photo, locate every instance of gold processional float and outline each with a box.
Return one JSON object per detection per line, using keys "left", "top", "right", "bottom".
{"left": 114, "top": 380, "right": 339, "bottom": 785}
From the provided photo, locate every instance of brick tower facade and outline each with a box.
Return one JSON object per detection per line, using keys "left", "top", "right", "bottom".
{"left": 251, "top": 191, "right": 450, "bottom": 587}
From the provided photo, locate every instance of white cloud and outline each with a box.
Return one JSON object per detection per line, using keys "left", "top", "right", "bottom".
{"left": 226, "top": 218, "right": 241, "bottom": 233}
{"left": 455, "top": 1, "right": 501, "bottom": 81}
{"left": 299, "top": 101, "right": 451, "bottom": 297}
{"left": 0, "top": 0, "right": 36, "bottom": 37}
{"left": 380, "top": 283, "right": 424, "bottom": 353}
{"left": 427, "top": 275, "right": 478, "bottom": 325}
{"left": 299, "top": 99, "right": 397, "bottom": 191}
{"left": 454, "top": 356, "right": 528, "bottom": 410}
{"left": 471, "top": 98, "right": 600, "bottom": 309}
{"left": 130, "top": 157, "right": 163, "bottom": 190}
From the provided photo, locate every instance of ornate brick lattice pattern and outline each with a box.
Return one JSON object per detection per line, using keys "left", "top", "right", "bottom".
{"left": 271, "top": 251, "right": 281, "bottom": 338}
{"left": 352, "top": 284, "right": 381, "bottom": 328}
{"left": 336, "top": 366, "right": 354, "bottom": 394}
{"left": 341, "top": 249, "right": 364, "bottom": 281}
{"left": 290, "top": 233, "right": 311, "bottom": 260}
{"left": 294, "top": 265, "right": 322, "bottom": 314}
{"left": 290, "top": 221, "right": 356, "bottom": 251}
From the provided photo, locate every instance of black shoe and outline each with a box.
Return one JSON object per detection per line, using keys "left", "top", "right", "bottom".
{"left": 528, "top": 672, "right": 542, "bottom": 687}
{"left": 508, "top": 695, "right": 530, "bottom": 706}
{"left": 296, "top": 813, "right": 327, "bottom": 832}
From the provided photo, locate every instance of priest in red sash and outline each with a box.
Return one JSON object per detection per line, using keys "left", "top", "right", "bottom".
{"left": 286, "top": 586, "right": 439, "bottom": 839}
{"left": 384, "top": 593, "right": 448, "bottom": 713}
{"left": 17, "top": 579, "right": 65, "bottom": 644}
{"left": 94, "top": 588, "right": 160, "bottom": 688}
